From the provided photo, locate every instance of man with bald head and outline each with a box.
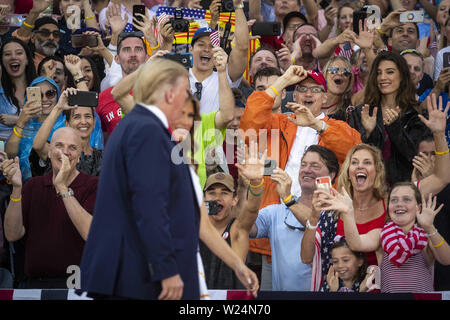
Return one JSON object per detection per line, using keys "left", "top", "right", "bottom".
{"left": 1, "top": 127, "right": 98, "bottom": 289}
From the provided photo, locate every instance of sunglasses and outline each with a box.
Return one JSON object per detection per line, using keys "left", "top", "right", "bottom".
{"left": 42, "top": 89, "right": 57, "bottom": 99}
{"left": 327, "top": 66, "right": 352, "bottom": 77}
{"left": 35, "top": 29, "right": 62, "bottom": 39}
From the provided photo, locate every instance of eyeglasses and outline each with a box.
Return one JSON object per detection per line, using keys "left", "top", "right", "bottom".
{"left": 284, "top": 214, "right": 305, "bottom": 232}
{"left": 42, "top": 89, "right": 57, "bottom": 99}
{"left": 35, "top": 29, "right": 62, "bottom": 39}
{"left": 327, "top": 66, "right": 352, "bottom": 77}
{"left": 295, "top": 86, "right": 324, "bottom": 93}
{"left": 194, "top": 82, "right": 202, "bottom": 101}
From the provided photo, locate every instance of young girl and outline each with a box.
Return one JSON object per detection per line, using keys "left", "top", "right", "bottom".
{"left": 321, "top": 237, "right": 375, "bottom": 292}
{"left": 318, "top": 182, "right": 450, "bottom": 293}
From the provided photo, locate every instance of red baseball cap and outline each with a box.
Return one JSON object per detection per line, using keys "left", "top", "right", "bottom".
{"left": 300, "top": 70, "right": 327, "bottom": 92}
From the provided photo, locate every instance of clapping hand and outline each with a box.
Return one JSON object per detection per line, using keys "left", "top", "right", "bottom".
{"left": 382, "top": 106, "right": 400, "bottom": 126}
{"left": 316, "top": 187, "right": 354, "bottom": 217}
{"left": 411, "top": 152, "right": 433, "bottom": 181}
{"left": 1, "top": 156, "right": 22, "bottom": 188}
{"left": 361, "top": 104, "right": 377, "bottom": 138}
{"left": 419, "top": 93, "right": 449, "bottom": 134}
{"left": 270, "top": 168, "right": 292, "bottom": 201}
{"left": 326, "top": 265, "right": 339, "bottom": 292}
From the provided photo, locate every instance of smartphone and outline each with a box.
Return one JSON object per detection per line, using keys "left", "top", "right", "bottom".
{"left": 353, "top": 7, "right": 369, "bottom": 35}
{"left": 163, "top": 53, "right": 193, "bottom": 69}
{"left": 251, "top": 22, "right": 281, "bottom": 36}
{"left": 399, "top": 10, "right": 424, "bottom": 23}
{"left": 132, "top": 4, "right": 146, "bottom": 31}
{"left": 68, "top": 91, "right": 99, "bottom": 107}
{"left": 319, "top": 0, "right": 330, "bottom": 10}
{"left": 315, "top": 176, "right": 332, "bottom": 193}
{"left": 205, "top": 200, "right": 219, "bottom": 215}
{"left": 71, "top": 34, "right": 98, "bottom": 48}
{"left": 443, "top": 52, "right": 450, "bottom": 69}
{"left": 263, "top": 159, "right": 277, "bottom": 176}
{"left": 200, "top": 0, "right": 212, "bottom": 10}
{"left": 26, "top": 87, "right": 42, "bottom": 105}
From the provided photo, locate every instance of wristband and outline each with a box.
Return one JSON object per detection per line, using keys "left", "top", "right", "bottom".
{"left": 248, "top": 187, "right": 263, "bottom": 197}
{"left": 427, "top": 228, "right": 438, "bottom": 237}
{"left": 377, "top": 27, "right": 386, "bottom": 35}
{"left": 249, "top": 178, "right": 264, "bottom": 189}
{"left": 433, "top": 238, "right": 445, "bottom": 248}
{"left": 13, "top": 127, "right": 24, "bottom": 138}
{"left": 317, "top": 120, "right": 326, "bottom": 134}
{"left": 150, "top": 42, "right": 160, "bottom": 50}
{"left": 285, "top": 198, "right": 296, "bottom": 207}
{"left": 74, "top": 76, "right": 87, "bottom": 85}
{"left": 85, "top": 15, "right": 95, "bottom": 20}
{"left": 10, "top": 195, "right": 22, "bottom": 203}
{"left": 435, "top": 149, "right": 449, "bottom": 155}
{"left": 269, "top": 85, "right": 279, "bottom": 96}
{"left": 283, "top": 194, "right": 293, "bottom": 203}
{"left": 23, "top": 21, "right": 34, "bottom": 29}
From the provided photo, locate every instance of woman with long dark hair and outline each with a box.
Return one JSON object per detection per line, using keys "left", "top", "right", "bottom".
{"left": 0, "top": 38, "right": 36, "bottom": 111}
{"left": 349, "top": 51, "right": 428, "bottom": 185}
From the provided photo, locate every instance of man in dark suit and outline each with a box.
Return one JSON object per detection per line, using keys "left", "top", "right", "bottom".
{"left": 80, "top": 58, "right": 199, "bottom": 300}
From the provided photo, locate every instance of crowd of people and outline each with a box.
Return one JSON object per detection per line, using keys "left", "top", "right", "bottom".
{"left": 0, "top": 0, "right": 448, "bottom": 299}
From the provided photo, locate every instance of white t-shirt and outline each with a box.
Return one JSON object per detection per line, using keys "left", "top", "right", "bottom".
{"left": 283, "top": 113, "right": 325, "bottom": 199}
{"left": 189, "top": 67, "right": 242, "bottom": 114}
{"left": 434, "top": 46, "right": 450, "bottom": 81}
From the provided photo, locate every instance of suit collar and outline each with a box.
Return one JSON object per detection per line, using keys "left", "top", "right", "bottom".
{"left": 133, "top": 104, "right": 171, "bottom": 136}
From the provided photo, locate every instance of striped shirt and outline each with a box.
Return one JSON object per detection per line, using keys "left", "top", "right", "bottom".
{"left": 380, "top": 250, "right": 434, "bottom": 293}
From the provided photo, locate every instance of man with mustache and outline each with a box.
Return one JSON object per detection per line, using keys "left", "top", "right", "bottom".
{"left": 12, "top": 0, "right": 62, "bottom": 70}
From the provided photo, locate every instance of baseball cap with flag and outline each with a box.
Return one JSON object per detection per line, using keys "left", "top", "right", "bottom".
{"left": 302, "top": 70, "right": 327, "bottom": 92}
{"left": 191, "top": 27, "right": 215, "bottom": 46}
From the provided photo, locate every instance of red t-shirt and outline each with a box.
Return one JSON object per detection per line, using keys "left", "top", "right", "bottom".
{"left": 336, "top": 199, "right": 387, "bottom": 267}
{"left": 96, "top": 86, "right": 124, "bottom": 135}
{"left": 22, "top": 172, "right": 98, "bottom": 278}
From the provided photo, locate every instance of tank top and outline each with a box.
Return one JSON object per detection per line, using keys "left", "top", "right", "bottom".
{"left": 336, "top": 199, "right": 387, "bottom": 266}
{"left": 199, "top": 218, "right": 245, "bottom": 290}
{"left": 380, "top": 251, "right": 434, "bottom": 293}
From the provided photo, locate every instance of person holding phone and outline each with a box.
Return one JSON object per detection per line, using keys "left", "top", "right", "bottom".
{"left": 200, "top": 140, "right": 264, "bottom": 290}
{"left": 302, "top": 94, "right": 450, "bottom": 291}
{"left": 30, "top": 88, "right": 102, "bottom": 177}
{"left": 4, "top": 76, "right": 61, "bottom": 181}
{"left": 0, "top": 63, "right": 20, "bottom": 142}
{"left": 434, "top": 17, "right": 450, "bottom": 83}
{"left": 248, "top": 145, "right": 340, "bottom": 291}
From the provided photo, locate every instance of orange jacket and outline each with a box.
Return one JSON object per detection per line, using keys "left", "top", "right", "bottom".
{"left": 240, "top": 91, "right": 362, "bottom": 256}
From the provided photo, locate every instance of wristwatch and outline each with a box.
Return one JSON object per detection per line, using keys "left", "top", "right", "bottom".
{"left": 235, "top": 2, "right": 244, "bottom": 9}
{"left": 306, "top": 219, "right": 318, "bottom": 230}
{"left": 58, "top": 188, "right": 74, "bottom": 199}
{"left": 74, "top": 76, "right": 87, "bottom": 85}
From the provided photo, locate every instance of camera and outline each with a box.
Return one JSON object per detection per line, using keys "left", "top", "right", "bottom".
{"left": 221, "top": 0, "right": 235, "bottom": 12}
{"left": 163, "top": 53, "right": 193, "bottom": 69}
{"left": 170, "top": 8, "right": 190, "bottom": 33}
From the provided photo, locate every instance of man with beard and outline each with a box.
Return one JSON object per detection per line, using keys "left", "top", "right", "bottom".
{"left": 96, "top": 33, "right": 149, "bottom": 140}
{"left": 13, "top": 16, "right": 61, "bottom": 70}
{"left": 12, "top": 0, "right": 63, "bottom": 68}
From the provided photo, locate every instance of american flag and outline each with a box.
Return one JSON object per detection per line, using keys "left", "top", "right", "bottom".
{"left": 156, "top": 6, "right": 207, "bottom": 20}
{"left": 210, "top": 30, "right": 220, "bottom": 47}
{"left": 337, "top": 42, "right": 353, "bottom": 61}
{"left": 155, "top": 12, "right": 168, "bottom": 44}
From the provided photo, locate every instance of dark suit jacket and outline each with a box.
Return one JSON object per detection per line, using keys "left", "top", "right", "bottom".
{"left": 80, "top": 104, "right": 200, "bottom": 299}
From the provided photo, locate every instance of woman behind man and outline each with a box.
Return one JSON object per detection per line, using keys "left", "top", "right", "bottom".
{"left": 350, "top": 50, "right": 429, "bottom": 185}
